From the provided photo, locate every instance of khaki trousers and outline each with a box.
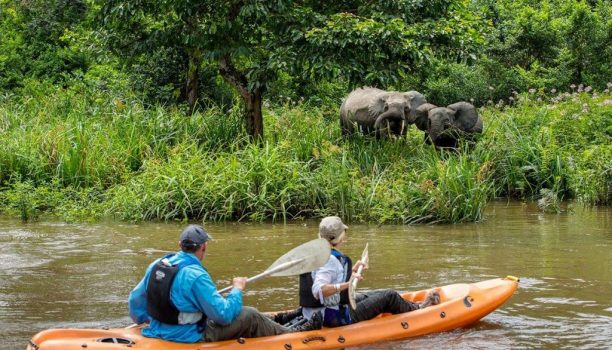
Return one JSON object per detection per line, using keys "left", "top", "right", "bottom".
{"left": 203, "top": 306, "right": 290, "bottom": 342}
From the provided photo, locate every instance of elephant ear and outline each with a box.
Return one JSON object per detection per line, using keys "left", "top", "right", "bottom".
{"left": 447, "top": 102, "right": 478, "bottom": 131}
{"left": 415, "top": 103, "right": 437, "bottom": 131}
{"left": 368, "top": 92, "right": 387, "bottom": 118}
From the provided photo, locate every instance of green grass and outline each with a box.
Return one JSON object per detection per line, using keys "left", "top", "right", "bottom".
{"left": 0, "top": 81, "right": 609, "bottom": 223}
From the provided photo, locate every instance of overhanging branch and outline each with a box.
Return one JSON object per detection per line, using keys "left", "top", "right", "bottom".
{"left": 218, "top": 55, "right": 250, "bottom": 99}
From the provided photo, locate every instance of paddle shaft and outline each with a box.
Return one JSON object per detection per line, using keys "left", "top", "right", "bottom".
{"left": 351, "top": 245, "right": 368, "bottom": 290}
{"left": 217, "top": 258, "right": 305, "bottom": 294}
{"left": 349, "top": 243, "right": 368, "bottom": 309}
{"left": 351, "top": 264, "right": 365, "bottom": 290}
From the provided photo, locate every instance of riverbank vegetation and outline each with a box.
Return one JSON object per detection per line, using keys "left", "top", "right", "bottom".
{"left": 1, "top": 83, "right": 609, "bottom": 223}
{"left": 0, "top": 0, "right": 610, "bottom": 223}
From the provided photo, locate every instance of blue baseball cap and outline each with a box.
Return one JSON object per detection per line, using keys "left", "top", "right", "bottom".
{"left": 179, "top": 224, "right": 212, "bottom": 248}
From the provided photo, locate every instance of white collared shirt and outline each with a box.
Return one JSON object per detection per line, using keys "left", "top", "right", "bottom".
{"left": 303, "top": 255, "right": 347, "bottom": 319}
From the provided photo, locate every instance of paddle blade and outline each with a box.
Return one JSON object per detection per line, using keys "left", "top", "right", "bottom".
{"left": 267, "top": 238, "right": 330, "bottom": 277}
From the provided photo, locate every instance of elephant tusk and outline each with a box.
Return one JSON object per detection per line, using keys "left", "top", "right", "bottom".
{"left": 400, "top": 120, "right": 405, "bottom": 135}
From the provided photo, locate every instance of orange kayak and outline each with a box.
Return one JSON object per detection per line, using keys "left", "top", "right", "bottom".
{"left": 26, "top": 276, "right": 518, "bottom": 350}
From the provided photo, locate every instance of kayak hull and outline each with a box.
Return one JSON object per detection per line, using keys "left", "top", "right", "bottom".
{"left": 26, "top": 276, "right": 518, "bottom": 350}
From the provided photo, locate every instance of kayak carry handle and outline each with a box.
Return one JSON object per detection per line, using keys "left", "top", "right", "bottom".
{"left": 303, "top": 335, "right": 326, "bottom": 344}
{"left": 505, "top": 275, "right": 520, "bottom": 282}
{"left": 98, "top": 337, "right": 134, "bottom": 345}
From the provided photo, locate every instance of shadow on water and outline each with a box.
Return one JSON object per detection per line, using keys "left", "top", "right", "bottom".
{"left": 0, "top": 201, "right": 610, "bottom": 350}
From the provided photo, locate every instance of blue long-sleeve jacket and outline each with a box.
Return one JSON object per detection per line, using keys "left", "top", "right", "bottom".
{"left": 128, "top": 251, "right": 243, "bottom": 343}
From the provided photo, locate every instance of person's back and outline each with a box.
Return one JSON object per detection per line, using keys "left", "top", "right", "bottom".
{"left": 128, "top": 225, "right": 243, "bottom": 343}
{"left": 128, "top": 224, "right": 322, "bottom": 343}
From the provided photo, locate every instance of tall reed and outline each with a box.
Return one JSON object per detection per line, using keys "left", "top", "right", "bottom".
{"left": 1, "top": 81, "right": 609, "bottom": 223}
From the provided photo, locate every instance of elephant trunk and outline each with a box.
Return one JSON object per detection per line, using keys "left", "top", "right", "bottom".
{"left": 374, "top": 107, "right": 404, "bottom": 130}
{"left": 405, "top": 107, "right": 419, "bottom": 124}
{"left": 429, "top": 117, "right": 453, "bottom": 144}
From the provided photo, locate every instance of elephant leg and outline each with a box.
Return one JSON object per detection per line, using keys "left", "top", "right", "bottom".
{"left": 436, "top": 136, "right": 458, "bottom": 149}
{"left": 340, "top": 119, "right": 355, "bottom": 136}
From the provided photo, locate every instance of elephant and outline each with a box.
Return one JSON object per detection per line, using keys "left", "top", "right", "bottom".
{"left": 340, "top": 87, "right": 428, "bottom": 137}
{"left": 415, "top": 102, "right": 483, "bottom": 148}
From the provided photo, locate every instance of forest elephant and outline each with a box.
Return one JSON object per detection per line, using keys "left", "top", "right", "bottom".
{"left": 340, "top": 87, "right": 427, "bottom": 137}
{"left": 415, "top": 102, "right": 483, "bottom": 148}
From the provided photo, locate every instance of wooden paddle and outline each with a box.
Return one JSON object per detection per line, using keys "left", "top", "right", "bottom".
{"left": 348, "top": 243, "right": 368, "bottom": 310}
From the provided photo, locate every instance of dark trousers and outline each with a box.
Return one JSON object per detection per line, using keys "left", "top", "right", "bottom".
{"left": 203, "top": 306, "right": 290, "bottom": 342}
{"left": 349, "top": 289, "right": 419, "bottom": 323}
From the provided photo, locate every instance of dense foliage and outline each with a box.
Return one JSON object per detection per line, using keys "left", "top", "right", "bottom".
{"left": 95, "top": 0, "right": 485, "bottom": 138}
{"left": 418, "top": 0, "right": 611, "bottom": 106}
{"left": 0, "top": 0, "right": 610, "bottom": 223}
{"left": 0, "top": 81, "right": 609, "bottom": 222}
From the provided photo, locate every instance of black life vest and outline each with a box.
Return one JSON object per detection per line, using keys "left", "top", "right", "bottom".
{"left": 146, "top": 254, "right": 205, "bottom": 326}
{"left": 299, "top": 249, "right": 353, "bottom": 307}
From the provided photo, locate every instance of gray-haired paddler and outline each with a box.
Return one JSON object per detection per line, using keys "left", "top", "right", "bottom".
{"left": 299, "top": 216, "right": 440, "bottom": 327}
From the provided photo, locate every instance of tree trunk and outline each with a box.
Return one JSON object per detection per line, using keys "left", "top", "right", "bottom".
{"left": 244, "top": 90, "right": 263, "bottom": 139}
{"left": 219, "top": 55, "right": 264, "bottom": 141}
{"left": 186, "top": 48, "right": 202, "bottom": 114}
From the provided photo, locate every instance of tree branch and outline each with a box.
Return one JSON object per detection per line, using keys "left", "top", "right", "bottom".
{"left": 218, "top": 55, "right": 250, "bottom": 99}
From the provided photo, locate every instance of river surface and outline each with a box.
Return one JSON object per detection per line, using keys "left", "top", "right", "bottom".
{"left": 0, "top": 201, "right": 610, "bottom": 349}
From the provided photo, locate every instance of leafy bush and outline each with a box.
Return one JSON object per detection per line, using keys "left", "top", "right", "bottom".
{"left": 480, "top": 90, "right": 611, "bottom": 204}
{"left": 1, "top": 86, "right": 609, "bottom": 223}
{"left": 481, "top": 0, "right": 611, "bottom": 92}
{"left": 422, "top": 60, "right": 493, "bottom": 106}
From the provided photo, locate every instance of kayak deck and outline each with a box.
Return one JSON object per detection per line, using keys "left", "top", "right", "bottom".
{"left": 27, "top": 276, "right": 519, "bottom": 350}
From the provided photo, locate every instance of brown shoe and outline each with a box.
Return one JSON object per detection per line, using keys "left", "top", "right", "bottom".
{"left": 418, "top": 290, "right": 440, "bottom": 309}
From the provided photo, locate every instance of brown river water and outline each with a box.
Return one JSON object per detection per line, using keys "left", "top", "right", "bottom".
{"left": 0, "top": 201, "right": 610, "bottom": 349}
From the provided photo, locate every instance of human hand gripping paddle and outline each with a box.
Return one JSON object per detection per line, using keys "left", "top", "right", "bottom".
{"left": 348, "top": 243, "right": 368, "bottom": 310}
{"left": 218, "top": 238, "right": 331, "bottom": 293}
{"left": 127, "top": 238, "right": 330, "bottom": 329}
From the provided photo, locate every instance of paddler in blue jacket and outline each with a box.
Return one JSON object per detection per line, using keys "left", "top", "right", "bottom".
{"left": 128, "top": 224, "right": 322, "bottom": 343}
